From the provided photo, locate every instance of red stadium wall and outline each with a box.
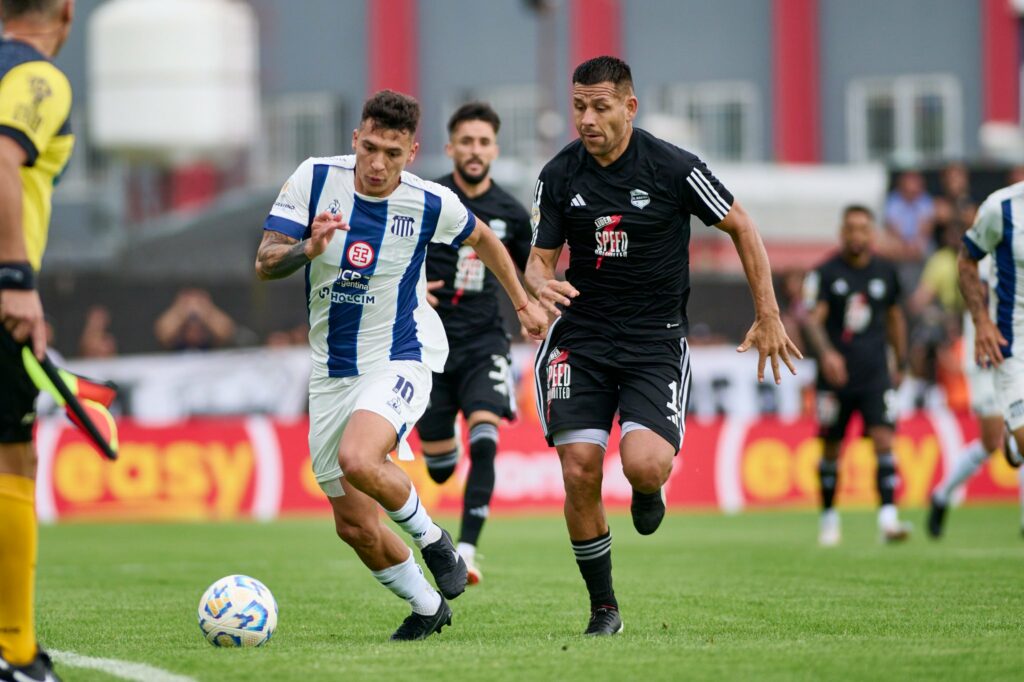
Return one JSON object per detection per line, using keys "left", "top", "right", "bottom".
{"left": 34, "top": 410, "right": 1020, "bottom": 522}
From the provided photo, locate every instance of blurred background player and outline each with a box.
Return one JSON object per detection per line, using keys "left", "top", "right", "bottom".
{"left": 928, "top": 252, "right": 1024, "bottom": 538}
{"left": 0, "top": 0, "right": 74, "bottom": 680}
{"left": 255, "top": 90, "right": 546, "bottom": 641}
{"left": 803, "top": 205, "right": 911, "bottom": 546}
{"left": 416, "top": 102, "right": 532, "bottom": 584}
{"left": 958, "top": 179, "right": 1024, "bottom": 531}
{"left": 527, "top": 56, "right": 799, "bottom": 636}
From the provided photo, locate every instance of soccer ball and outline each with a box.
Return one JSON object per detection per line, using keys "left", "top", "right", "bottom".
{"left": 197, "top": 574, "right": 278, "bottom": 647}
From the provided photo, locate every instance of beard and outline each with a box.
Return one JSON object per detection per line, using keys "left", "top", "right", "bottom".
{"left": 455, "top": 160, "right": 490, "bottom": 186}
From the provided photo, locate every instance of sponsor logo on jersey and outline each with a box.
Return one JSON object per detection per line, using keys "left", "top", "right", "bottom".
{"left": 530, "top": 180, "right": 543, "bottom": 245}
{"left": 332, "top": 268, "right": 370, "bottom": 291}
{"left": 391, "top": 215, "right": 415, "bottom": 237}
{"left": 832, "top": 278, "right": 849, "bottom": 296}
{"left": 274, "top": 181, "right": 295, "bottom": 210}
{"left": 570, "top": 193, "right": 587, "bottom": 208}
{"left": 320, "top": 287, "right": 376, "bottom": 305}
{"left": 454, "top": 245, "right": 485, "bottom": 294}
{"left": 594, "top": 215, "right": 627, "bottom": 268}
{"left": 630, "top": 188, "right": 650, "bottom": 209}
{"left": 489, "top": 218, "right": 508, "bottom": 239}
{"left": 546, "top": 348, "right": 571, "bottom": 401}
{"left": 842, "top": 292, "right": 871, "bottom": 340}
{"left": 347, "top": 241, "right": 376, "bottom": 268}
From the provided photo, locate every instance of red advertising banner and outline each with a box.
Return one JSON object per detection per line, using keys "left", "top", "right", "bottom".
{"left": 34, "top": 409, "right": 1021, "bottom": 522}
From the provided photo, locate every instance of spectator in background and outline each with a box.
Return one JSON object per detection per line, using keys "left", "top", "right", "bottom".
{"left": 1008, "top": 165, "right": 1024, "bottom": 186}
{"left": 154, "top": 289, "right": 235, "bottom": 351}
{"left": 78, "top": 306, "right": 117, "bottom": 358}
{"left": 882, "top": 170, "right": 935, "bottom": 264}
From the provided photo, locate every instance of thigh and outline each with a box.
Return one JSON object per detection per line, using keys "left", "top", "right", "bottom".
{"left": 816, "top": 388, "right": 855, "bottom": 441}
{"left": 534, "top": 320, "right": 618, "bottom": 446}
{"left": 996, "top": 356, "right": 1024, "bottom": 432}
{"left": 858, "top": 386, "right": 898, "bottom": 431}
{"left": 617, "top": 338, "right": 690, "bottom": 453}
{"left": 308, "top": 374, "right": 359, "bottom": 487}
{"left": 0, "top": 326, "right": 38, "bottom": 444}
{"left": 968, "top": 365, "right": 1000, "bottom": 418}
{"left": 416, "top": 370, "right": 458, "bottom": 442}
{"left": 353, "top": 361, "right": 433, "bottom": 445}
{"left": 456, "top": 341, "right": 516, "bottom": 420}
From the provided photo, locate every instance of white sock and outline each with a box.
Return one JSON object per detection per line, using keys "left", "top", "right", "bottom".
{"left": 371, "top": 551, "right": 442, "bottom": 616}
{"left": 385, "top": 486, "right": 442, "bottom": 548}
{"left": 934, "top": 439, "right": 989, "bottom": 505}
{"left": 457, "top": 542, "right": 476, "bottom": 564}
{"left": 878, "top": 504, "right": 898, "bottom": 529}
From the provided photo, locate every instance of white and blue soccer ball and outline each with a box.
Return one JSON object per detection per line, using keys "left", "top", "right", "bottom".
{"left": 197, "top": 574, "right": 278, "bottom": 647}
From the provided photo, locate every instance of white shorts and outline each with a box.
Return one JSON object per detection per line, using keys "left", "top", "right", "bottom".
{"left": 995, "top": 354, "right": 1024, "bottom": 431}
{"left": 966, "top": 363, "right": 1000, "bottom": 417}
{"left": 308, "top": 360, "right": 431, "bottom": 496}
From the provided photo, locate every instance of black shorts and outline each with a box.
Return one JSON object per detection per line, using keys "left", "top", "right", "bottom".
{"left": 0, "top": 327, "right": 38, "bottom": 443}
{"left": 815, "top": 385, "right": 897, "bottom": 441}
{"left": 533, "top": 318, "right": 691, "bottom": 452}
{"left": 416, "top": 332, "right": 516, "bottom": 442}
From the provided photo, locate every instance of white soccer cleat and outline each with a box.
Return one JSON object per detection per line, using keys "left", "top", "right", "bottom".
{"left": 818, "top": 510, "right": 841, "bottom": 547}
{"left": 1004, "top": 431, "right": 1024, "bottom": 468}
{"left": 878, "top": 504, "right": 911, "bottom": 543}
{"left": 458, "top": 543, "right": 482, "bottom": 585}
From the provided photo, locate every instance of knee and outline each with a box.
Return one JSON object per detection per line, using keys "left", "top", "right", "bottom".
{"left": 561, "top": 453, "right": 603, "bottom": 496}
{"left": 622, "top": 457, "right": 671, "bottom": 492}
{"left": 337, "top": 447, "right": 375, "bottom": 486}
{"left": 335, "top": 518, "right": 380, "bottom": 552}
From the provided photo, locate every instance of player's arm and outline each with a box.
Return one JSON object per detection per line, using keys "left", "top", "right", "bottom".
{"left": 959, "top": 246, "right": 1005, "bottom": 366}
{"left": 715, "top": 201, "right": 802, "bottom": 383}
{"left": 525, "top": 244, "right": 577, "bottom": 318}
{"left": 255, "top": 211, "right": 348, "bottom": 280}
{"left": 803, "top": 299, "right": 847, "bottom": 387}
{"left": 464, "top": 220, "right": 547, "bottom": 340}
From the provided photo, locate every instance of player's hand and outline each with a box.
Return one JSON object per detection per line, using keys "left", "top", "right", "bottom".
{"left": 821, "top": 350, "right": 848, "bottom": 388}
{"left": 536, "top": 279, "right": 578, "bottom": 317}
{"left": 974, "top": 317, "right": 1008, "bottom": 367}
{"left": 304, "top": 211, "right": 349, "bottom": 260}
{"left": 736, "top": 314, "right": 803, "bottom": 385}
{"left": 425, "top": 280, "right": 444, "bottom": 307}
{"left": 516, "top": 300, "right": 548, "bottom": 341}
{"left": 0, "top": 288, "right": 46, "bottom": 359}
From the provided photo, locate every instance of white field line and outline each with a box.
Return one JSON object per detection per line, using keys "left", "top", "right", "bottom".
{"left": 50, "top": 650, "right": 197, "bottom": 682}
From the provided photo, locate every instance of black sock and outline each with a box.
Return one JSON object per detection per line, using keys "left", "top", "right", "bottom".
{"left": 571, "top": 532, "right": 617, "bottom": 611}
{"left": 425, "top": 448, "right": 458, "bottom": 484}
{"left": 459, "top": 423, "right": 498, "bottom": 547}
{"left": 818, "top": 459, "right": 838, "bottom": 510}
{"left": 876, "top": 452, "right": 898, "bottom": 506}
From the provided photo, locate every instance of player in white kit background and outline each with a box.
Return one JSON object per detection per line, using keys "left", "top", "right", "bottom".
{"left": 254, "top": 90, "right": 547, "bottom": 641}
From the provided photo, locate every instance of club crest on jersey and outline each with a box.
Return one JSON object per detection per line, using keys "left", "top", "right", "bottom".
{"left": 594, "top": 215, "right": 627, "bottom": 268}
{"left": 347, "top": 241, "right": 376, "bottom": 268}
{"left": 391, "top": 215, "right": 415, "bottom": 237}
{"left": 328, "top": 199, "right": 341, "bottom": 215}
{"left": 490, "top": 218, "right": 507, "bottom": 239}
{"left": 868, "top": 278, "right": 886, "bottom": 299}
{"left": 630, "top": 188, "right": 650, "bottom": 209}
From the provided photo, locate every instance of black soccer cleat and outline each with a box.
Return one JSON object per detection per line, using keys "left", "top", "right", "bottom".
{"left": 0, "top": 648, "right": 61, "bottom": 682}
{"left": 390, "top": 597, "right": 452, "bottom": 641}
{"left": 421, "top": 527, "right": 468, "bottom": 599}
{"left": 631, "top": 488, "right": 666, "bottom": 535}
{"left": 927, "top": 494, "right": 948, "bottom": 539}
{"left": 584, "top": 606, "right": 624, "bottom": 636}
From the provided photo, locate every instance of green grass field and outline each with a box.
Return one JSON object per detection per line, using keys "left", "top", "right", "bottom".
{"left": 36, "top": 507, "right": 1024, "bottom": 681}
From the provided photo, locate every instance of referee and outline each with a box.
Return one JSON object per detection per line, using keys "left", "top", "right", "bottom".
{"left": 0, "top": 1, "right": 75, "bottom": 680}
{"left": 526, "top": 56, "right": 799, "bottom": 636}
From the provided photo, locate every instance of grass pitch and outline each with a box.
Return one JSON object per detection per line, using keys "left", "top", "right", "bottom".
{"left": 38, "top": 507, "right": 1024, "bottom": 681}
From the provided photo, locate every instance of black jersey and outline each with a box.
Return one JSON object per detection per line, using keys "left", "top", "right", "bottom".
{"left": 532, "top": 128, "right": 734, "bottom": 340}
{"left": 809, "top": 253, "right": 901, "bottom": 390}
{"left": 425, "top": 174, "right": 532, "bottom": 344}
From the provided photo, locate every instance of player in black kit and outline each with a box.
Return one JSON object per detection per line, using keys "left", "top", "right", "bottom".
{"left": 802, "top": 205, "right": 910, "bottom": 547}
{"left": 526, "top": 56, "right": 800, "bottom": 636}
{"left": 416, "top": 102, "right": 532, "bottom": 584}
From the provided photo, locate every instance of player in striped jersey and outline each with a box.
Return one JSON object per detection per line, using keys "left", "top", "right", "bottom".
{"left": 255, "top": 90, "right": 546, "bottom": 641}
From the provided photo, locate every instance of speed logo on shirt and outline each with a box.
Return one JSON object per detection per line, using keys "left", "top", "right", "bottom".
{"left": 454, "top": 245, "right": 485, "bottom": 292}
{"left": 594, "top": 215, "right": 627, "bottom": 268}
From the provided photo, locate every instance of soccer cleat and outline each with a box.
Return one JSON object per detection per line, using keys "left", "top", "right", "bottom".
{"left": 818, "top": 510, "right": 840, "bottom": 547}
{"left": 389, "top": 598, "right": 452, "bottom": 641}
{"left": 1003, "top": 431, "right": 1024, "bottom": 469}
{"left": 463, "top": 554, "right": 483, "bottom": 586}
{"left": 0, "top": 648, "right": 61, "bottom": 682}
{"left": 630, "top": 488, "right": 666, "bottom": 535}
{"left": 880, "top": 521, "right": 912, "bottom": 544}
{"left": 421, "top": 528, "right": 468, "bottom": 599}
{"left": 927, "top": 494, "right": 948, "bottom": 539}
{"left": 584, "top": 606, "right": 624, "bottom": 636}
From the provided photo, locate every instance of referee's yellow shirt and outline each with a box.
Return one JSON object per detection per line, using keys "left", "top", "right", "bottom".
{"left": 0, "top": 38, "right": 73, "bottom": 271}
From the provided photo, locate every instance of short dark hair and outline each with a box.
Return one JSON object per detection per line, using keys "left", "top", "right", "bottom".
{"left": 0, "top": 0, "right": 62, "bottom": 19}
{"left": 447, "top": 101, "right": 501, "bottom": 136}
{"left": 360, "top": 90, "right": 420, "bottom": 135}
{"left": 842, "top": 204, "right": 875, "bottom": 222}
{"left": 572, "top": 56, "right": 634, "bottom": 92}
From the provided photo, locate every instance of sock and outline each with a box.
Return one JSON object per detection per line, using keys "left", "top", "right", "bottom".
{"left": 818, "top": 459, "right": 838, "bottom": 510}
{"left": 934, "top": 439, "right": 989, "bottom": 505}
{"left": 459, "top": 423, "right": 498, "bottom": 547}
{"left": 879, "top": 503, "right": 898, "bottom": 529}
{"left": 0, "top": 474, "right": 37, "bottom": 665}
{"left": 385, "top": 486, "right": 442, "bottom": 548}
{"left": 370, "top": 551, "right": 442, "bottom": 616}
{"left": 571, "top": 532, "right": 617, "bottom": 611}
{"left": 456, "top": 542, "right": 475, "bottom": 565}
{"left": 876, "top": 452, "right": 898, "bottom": 506}
{"left": 425, "top": 448, "right": 459, "bottom": 484}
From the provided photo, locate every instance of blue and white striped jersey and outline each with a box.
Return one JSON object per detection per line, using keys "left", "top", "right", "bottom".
{"left": 963, "top": 181, "right": 1024, "bottom": 359}
{"left": 264, "top": 155, "right": 477, "bottom": 377}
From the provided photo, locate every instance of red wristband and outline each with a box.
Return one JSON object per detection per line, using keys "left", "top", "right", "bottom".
{"left": 515, "top": 301, "right": 530, "bottom": 313}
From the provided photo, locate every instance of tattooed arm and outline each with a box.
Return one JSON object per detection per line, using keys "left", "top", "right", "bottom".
{"left": 255, "top": 211, "right": 348, "bottom": 280}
